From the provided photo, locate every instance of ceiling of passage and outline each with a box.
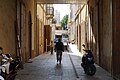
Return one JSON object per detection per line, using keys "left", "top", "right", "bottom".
{"left": 36, "top": 0, "right": 88, "bottom": 4}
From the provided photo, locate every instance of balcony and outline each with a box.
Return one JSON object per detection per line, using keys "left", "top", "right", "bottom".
{"left": 46, "top": 5, "right": 54, "bottom": 19}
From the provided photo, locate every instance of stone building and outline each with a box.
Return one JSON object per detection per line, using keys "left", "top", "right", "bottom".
{"left": 70, "top": 0, "right": 120, "bottom": 79}
{"left": 0, "top": 0, "right": 52, "bottom": 63}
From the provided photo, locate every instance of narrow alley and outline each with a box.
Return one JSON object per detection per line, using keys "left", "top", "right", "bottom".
{"left": 1, "top": 0, "right": 120, "bottom": 79}
{"left": 15, "top": 44, "right": 114, "bottom": 80}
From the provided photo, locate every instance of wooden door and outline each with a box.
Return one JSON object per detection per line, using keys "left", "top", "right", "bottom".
{"left": 44, "top": 25, "right": 51, "bottom": 52}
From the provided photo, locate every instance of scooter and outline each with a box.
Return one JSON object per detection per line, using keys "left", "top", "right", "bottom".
{"left": 0, "top": 76, "right": 4, "bottom": 80}
{"left": 0, "top": 66, "right": 5, "bottom": 80}
{"left": 81, "top": 45, "right": 96, "bottom": 76}
{"left": 1, "top": 53, "right": 21, "bottom": 80}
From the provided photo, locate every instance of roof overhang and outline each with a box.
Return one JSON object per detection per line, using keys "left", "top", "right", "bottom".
{"left": 36, "top": 0, "right": 88, "bottom": 4}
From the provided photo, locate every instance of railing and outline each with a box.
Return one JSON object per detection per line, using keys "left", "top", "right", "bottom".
{"left": 46, "top": 5, "right": 54, "bottom": 19}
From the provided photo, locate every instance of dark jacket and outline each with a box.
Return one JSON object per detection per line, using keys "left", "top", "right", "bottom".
{"left": 55, "top": 41, "right": 64, "bottom": 51}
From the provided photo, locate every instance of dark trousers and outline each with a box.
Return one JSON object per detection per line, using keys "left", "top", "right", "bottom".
{"left": 56, "top": 50, "right": 62, "bottom": 63}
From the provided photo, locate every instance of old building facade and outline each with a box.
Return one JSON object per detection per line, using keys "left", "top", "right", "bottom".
{"left": 0, "top": 0, "right": 52, "bottom": 64}
{"left": 70, "top": 0, "right": 120, "bottom": 79}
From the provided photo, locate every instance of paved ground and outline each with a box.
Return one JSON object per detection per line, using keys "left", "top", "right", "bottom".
{"left": 15, "top": 44, "right": 114, "bottom": 80}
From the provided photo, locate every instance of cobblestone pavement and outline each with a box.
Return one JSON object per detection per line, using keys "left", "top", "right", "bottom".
{"left": 15, "top": 44, "right": 114, "bottom": 80}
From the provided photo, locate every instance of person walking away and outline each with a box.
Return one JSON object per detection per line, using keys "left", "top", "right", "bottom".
{"left": 55, "top": 38, "right": 64, "bottom": 64}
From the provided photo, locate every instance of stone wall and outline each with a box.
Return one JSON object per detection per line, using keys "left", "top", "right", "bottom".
{"left": 112, "top": 0, "right": 120, "bottom": 78}
{"left": 101, "top": 0, "right": 112, "bottom": 72}
{"left": 0, "top": 0, "right": 16, "bottom": 56}
{"left": 88, "top": 0, "right": 112, "bottom": 72}
{"left": 0, "top": 0, "right": 37, "bottom": 63}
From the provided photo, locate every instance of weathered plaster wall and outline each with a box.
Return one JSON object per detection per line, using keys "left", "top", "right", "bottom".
{"left": 112, "top": 0, "right": 120, "bottom": 78}
{"left": 0, "top": 0, "right": 16, "bottom": 56}
{"left": 89, "top": 0, "right": 112, "bottom": 72}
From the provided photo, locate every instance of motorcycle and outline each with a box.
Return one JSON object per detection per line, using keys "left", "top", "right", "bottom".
{"left": 0, "top": 75, "right": 4, "bottom": 80}
{"left": 81, "top": 45, "right": 96, "bottom": 76}
{"left": 0, "top": 66, "right": 5, "bottom": 80}
{"left": 0, "top": 53, "right": 21, "bottom": 80}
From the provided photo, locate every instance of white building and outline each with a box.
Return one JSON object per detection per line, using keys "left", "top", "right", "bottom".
{"left": 54, "top": 10, "right": 60, "bottom": 25}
